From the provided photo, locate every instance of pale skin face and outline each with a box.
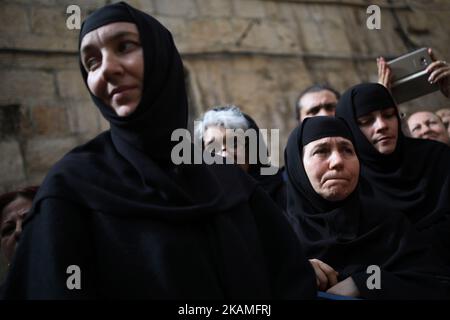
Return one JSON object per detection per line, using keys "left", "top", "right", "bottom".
{"left": 357, "top": 108, "right": 399, "bottom": 155}
{"left": 203, "top": 126, "right": 249, "bottom": 172}
{"left": 1, "top": 196, "right": 33, "bottom": 263}
{"left": 302, "top": 136, "right": 360, "bottom": 202}
{"left": 80, "top": 22, "right": 144, "bottom": 117}
{"left": 298, "top": 90, "right": 338, "bottom": 122}
{"left": 407, "top": 111, "right": 450, "bottom": 145}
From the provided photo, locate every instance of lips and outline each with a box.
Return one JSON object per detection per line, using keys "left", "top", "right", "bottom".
{"left": 109, "top": 85, "right": 137, "bottom": 98}
{"left": 374, "top": 136, "right": 392, "bottom": 144}
{"left": 322, "top": 175, "right": 348, "bottom": 183}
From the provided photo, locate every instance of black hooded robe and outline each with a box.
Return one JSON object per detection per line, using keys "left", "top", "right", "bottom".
{"left": 285, "top": 116, "right": 450, "bottom": 299}
{"left": 1, "top": 2, "right": 316, "bottom": 299}
{"left": 335, "top": 83, "right": 450, "bottom": 265}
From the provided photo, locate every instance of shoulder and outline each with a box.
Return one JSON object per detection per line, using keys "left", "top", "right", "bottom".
{"left": 46, "top": 131, "right": 112, "bottom": 175}
{"left": 361, "top": 198, "right": 410, "bottom": 227}
{"left": 404, "top": 137, "right": 450, "bottom": 157}
{"left": 34, "top": 132, "right": 113, "bottom": 203}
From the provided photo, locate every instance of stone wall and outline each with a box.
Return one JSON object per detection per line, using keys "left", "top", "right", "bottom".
{"left": 1, "top": 0, "right": 450, "bottom": 192}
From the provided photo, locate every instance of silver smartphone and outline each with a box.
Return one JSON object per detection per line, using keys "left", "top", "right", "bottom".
{"left": 387, "top": 48, "right": 439, "bottom": 104}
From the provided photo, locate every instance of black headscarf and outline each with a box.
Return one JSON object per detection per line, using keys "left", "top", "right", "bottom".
{"left": 335, "top": 83, "right": 450, "bottom": 260}
{"left": 243, "top": 113, "right": 287, "bottom": 210}
{"left": 285, "top": 116, "right": 362, "bottom": 248}
{"left": 2, "top": 2, "right": 317, "bottom": 299}
{"left": 285, "top": 116, "right": 450, "bottom": 299}
{"left": 30, "top": 2, "right": 250, "bottom": 220}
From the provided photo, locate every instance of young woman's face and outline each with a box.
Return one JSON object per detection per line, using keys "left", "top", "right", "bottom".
{"left": 80, "top": 22, "right": 144, "bottom": 117}
{"left": 356, "top": 108, "right": 399, "bottom": 154}
{"left": 303, "top": 136, "right": 360, "bottom": 201}
{"left": 1, "top": 196, "right": 32, "bottom": 263}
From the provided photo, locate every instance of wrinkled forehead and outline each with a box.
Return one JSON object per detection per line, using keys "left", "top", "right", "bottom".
{"left": 304, "top": 136, "right": 354, "bottom": 150}
{"left": 301, "top": 90, "right": 338, "bottom": 108}
{"left": 408, "top": 111, "right": 440, "bottom": 124}
{"left": 80, "top": 22, "right": 139, "bottom": 51}
{"left": 1, "top": 196, "right": 32, "bottom": 221}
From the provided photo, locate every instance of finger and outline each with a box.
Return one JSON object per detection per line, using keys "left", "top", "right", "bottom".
{"left": 429, "top": 68, "right": 450, "bottom": 83}
{"left": 313, "top": 265, "right": 329, "bottom": 291}
{"left": 318, "top": 262, "right": 339, "bottom": 286}
{"left": 433, "top": 70, "right": 450, "bottom": 84}
{"left": 426, "top": 61, "right": 447, "bottom": 73}
{"left": 428, "top": 48, "right": 437, "bottom": 62}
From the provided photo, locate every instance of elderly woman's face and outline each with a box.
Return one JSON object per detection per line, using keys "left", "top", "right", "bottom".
{"left": 203, "top": 125, "right": 249, "bottom": 172}
{"left": 356, "top": 108, "right": 399, "bottom": 154}
{"left": 80, "top": 22, "right": 144, "bottom": 117}
{"left": 1, "top": 196, "right": 32, "bottom": 263}
{"left": 303, "top": 137, "right": 359, "bottom": 201}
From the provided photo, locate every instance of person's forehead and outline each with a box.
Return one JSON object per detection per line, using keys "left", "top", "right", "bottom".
{"left": 409, "top": 112, "right": 437, "bottom": 123}
{"left": 80, "top": 22, "right": 139, "bottom": 50}
{"left": 301, "top": 90, "right": 337, "bottom": 107}
{"left": 305, "top": 136, "right": 353, "bottom": 148}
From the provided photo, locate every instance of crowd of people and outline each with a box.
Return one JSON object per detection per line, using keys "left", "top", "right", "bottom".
{"left": 1, "top": 2, "right": 450, "bottom": 299}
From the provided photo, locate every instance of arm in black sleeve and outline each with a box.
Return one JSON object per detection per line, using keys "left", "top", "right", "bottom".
{"left": 249, "top": 186, "right": 317, "bottom": 299}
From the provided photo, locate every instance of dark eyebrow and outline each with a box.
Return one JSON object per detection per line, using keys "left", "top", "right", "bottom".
{"left": 337, "top": 140, "right": 354, "bottom": 148}
{"left": 81, "top": 31, "right": 139, "bottom": 56}
{"left": 310, "top": 141, "right": 330, "bottom": 149}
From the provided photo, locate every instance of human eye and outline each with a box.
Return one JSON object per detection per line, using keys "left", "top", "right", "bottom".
{"left": 118, "top": 40, "right": 140, "bottom": 53}
{"left": 307, "top": 106, "right": 320, "bottom": 116}
{"left": 84, "top": 56, "right": 100, "bottom": 71}
{"left": 343, "top": 146, "right": 354, "bottom": 155}
{"left": 325, "top": 104, "right": 336, "bottom": 111}
{"left": 313, "top": 147, "right": 329, "bottom": 156}
{"left": 382, "top": 109, "right": 396, "bottom": 119}
{"left": 1, "top": 224, "right": 15, "bottom": 237}
{"left": 357, "top": 116, "right": 373, "bottom": 126}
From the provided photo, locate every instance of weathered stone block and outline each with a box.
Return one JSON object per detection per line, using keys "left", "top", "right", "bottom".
{"left": 154, "top": 0, "right": 197, "bottom": 17}
{"left": 0, "top": 70, "right": 56, "bottom": 105}
{"left": 196, "top": 0, "right": 232, "bottom": 18}
{"left": 24, "top": 136, "right": 78, "bottom": 174}
{"left": 0, "top": 4, "right": 29, "bottom": 35}
{"left": 57, "top": 70, "right": 90, "bottom": 99}
{"left": 0, "top": 139, "right": 26, "bottom": 184}
{"left": 233, "top": 0, "right": 266, "bottom": 19}
{"left": 31, "top": 105, "right": 69, "bottom": 136}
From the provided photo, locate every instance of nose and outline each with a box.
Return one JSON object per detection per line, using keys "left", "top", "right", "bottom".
{"left": 317, "top": 109, "right": 334, "bottom": 117}
{"left": 329, "top": 151, "right": 344, "bottom": 170}
{"left": 374, "top": 116, "right": 388, "bottom": 132}
{"left": 100, "top": 52, "right": 124, "bottom": 82}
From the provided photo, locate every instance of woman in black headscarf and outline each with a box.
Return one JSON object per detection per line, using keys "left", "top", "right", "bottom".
{"left": 335, "top": 83, "right": 450, "bottom": 265}
{"left": 196, "top": 106, "right": 286, "bottom": 210}
{"left": 1, "top": 2, "right": 316, "bottom": 299}
{"left": 285, "top": 116, "right": 450, "bottom": 299}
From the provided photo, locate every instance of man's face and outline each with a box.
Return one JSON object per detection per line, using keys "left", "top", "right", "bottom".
{"left": 407, "top": 111, "right": 450, "bottom": 145}
{"left": 298, "top": 90, "right": 338, "bottom": 122}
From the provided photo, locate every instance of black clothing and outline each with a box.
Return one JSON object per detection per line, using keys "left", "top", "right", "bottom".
{"left": 336, "top": 83, "right": 450, "bottom": 264}
{"left": 1, "top": 2, "right": 316, "bottom": 299}
{"left": 285, "top": 116, "right": 450, "bottom": 299}
{"left": 243, "top": 113, "right": 287, "bottom": 211}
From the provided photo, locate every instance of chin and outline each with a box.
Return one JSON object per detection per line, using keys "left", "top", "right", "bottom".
{"left": 114, "top": 104, "right": 138, "bottom": 117}
{"left": 322, "top": 189, "right": 350, "bottom": 202}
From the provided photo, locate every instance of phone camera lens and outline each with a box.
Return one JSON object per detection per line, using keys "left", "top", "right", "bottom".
{"left": 420, "top": 57, "right": 428, "bottom": 66}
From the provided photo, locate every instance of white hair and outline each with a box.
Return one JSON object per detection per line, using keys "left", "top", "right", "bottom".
{"left": 195, "top": 105, "right": 249, "bottom": 146}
